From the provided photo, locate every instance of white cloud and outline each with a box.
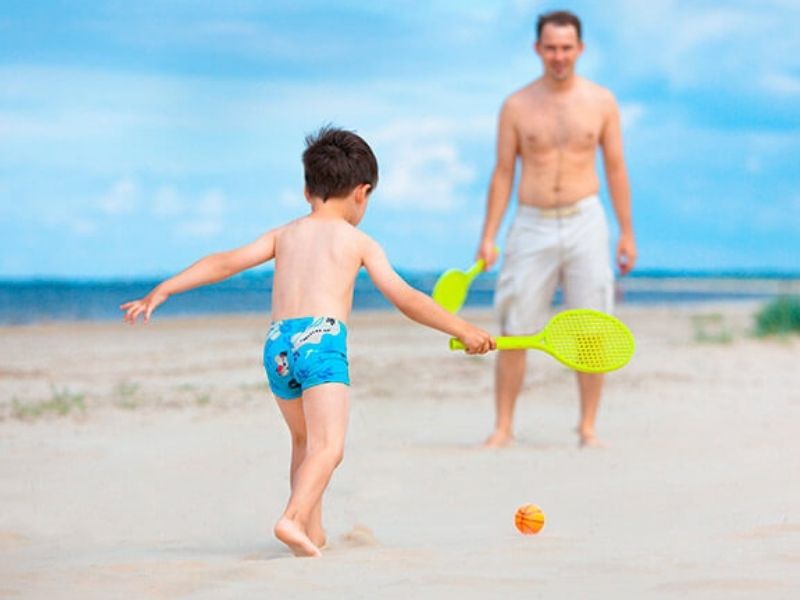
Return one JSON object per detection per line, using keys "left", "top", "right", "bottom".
{"left": 608, "top": 1, "right": 798, "bottom": 91}
{"left": 379, "top": 143, "right": 475, "bottom": 212}
{"left": 744, "top": 155, "right": 762, "bottom": 174}
{"left": 761, "top": 72, "right": 800, "bottom": 96}
{"left": 176, "top": 189, "right": 226, "bottom": 237}
{"left": 372, "top": 115, "right": 495, "bottom": 143}
{"left": 278, "top": 188, "right": 304, "bottom": 209}
{"left": 98, "top": 177, "right": 138, "bottom": 215}
{"left": 620, "top": 102, "right": 645, "bottom": 130}
{"left": 373, "top": 118, "right": 484, "bottom": 212}
{"left": 40, "top": 211, "right": 97, "bottom": 237}
{"left": 153, "top": 185, "right": 184, "bottom": 217}
{"left": 70, "top": 217, "right": 97, "bottom": 236}
{"left": 750, "top": 194, "right": 800, "bottom": 234}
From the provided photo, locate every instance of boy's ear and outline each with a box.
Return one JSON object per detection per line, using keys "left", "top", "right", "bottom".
{"left": 303, "top": 186, "right": 312, "bottom": 203}
{"left": 354, "top": 183, "right": 371, "bottom": 205}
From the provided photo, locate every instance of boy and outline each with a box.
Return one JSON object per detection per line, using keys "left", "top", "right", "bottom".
{"left": 120, "top": 126, "right": 495, "bottom": 557}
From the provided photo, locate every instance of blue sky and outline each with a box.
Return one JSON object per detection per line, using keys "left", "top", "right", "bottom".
{"left": 1, "top": 0, "right": 799, "bottom": 278}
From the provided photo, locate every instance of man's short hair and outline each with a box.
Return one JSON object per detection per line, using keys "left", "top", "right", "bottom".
{"left": 302, "top": 126, "right": 379, "bottom": 201}
{"left": 536, "top": 10, "right": 582, "bottom": 41}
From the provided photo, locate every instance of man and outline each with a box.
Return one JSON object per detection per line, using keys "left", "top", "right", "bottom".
{"left": 477, "top": 10, "right": 636, "bottom": 448}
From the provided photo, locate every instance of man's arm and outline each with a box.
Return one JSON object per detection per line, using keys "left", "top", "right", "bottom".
{"left": 600, "top": 94, "right": 636, "bottom": 275}
{"left": 120, "top": 228, "right": 279, "bottom": 323}
{"left": 478, "top": 99, "right": 519, "bottom": 269}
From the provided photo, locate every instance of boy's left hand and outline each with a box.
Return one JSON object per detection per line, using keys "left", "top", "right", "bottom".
{"left": 120, "top": 290, "right": 169, "bottom": 324}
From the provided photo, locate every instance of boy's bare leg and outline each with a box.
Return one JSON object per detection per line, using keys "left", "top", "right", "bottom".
{"left": 484, "top": 349, "right": 526, "bottom": 448}
{"left": 275, "top": 397, "right": 326, "bottom": 548}
{"left": 274, "top": 383, "right": 348, "bottom": 557}
{"left": 576, "top": 372, "right": 605, "bottom": 447}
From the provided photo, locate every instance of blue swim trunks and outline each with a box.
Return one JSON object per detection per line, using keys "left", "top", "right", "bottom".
{"left": 263, "top": 316, "right": 349, "bottom": 400}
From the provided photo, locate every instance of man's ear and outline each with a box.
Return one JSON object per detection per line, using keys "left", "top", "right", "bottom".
{"left": 303, "top": 186, "right": 312, "bottom": 203}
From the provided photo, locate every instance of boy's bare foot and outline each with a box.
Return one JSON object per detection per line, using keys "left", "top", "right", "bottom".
{"left": 483, "top": 429, "right": 514, "bottom": 448}
{"left": 578, "top": 430, "right": 607, "bottom": 448}
{"left": 274, "top": 518, "right": 322, "bottom": 557}
{"left": 308, "top": 527, "right": 327, "bottom": 550}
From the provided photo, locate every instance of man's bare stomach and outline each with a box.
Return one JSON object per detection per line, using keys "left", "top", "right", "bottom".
{"left": 516, "top": 165, "right": 601, "bottom": 208}
{"left": 517, "top": 184, "right": 600, "bottom": 208}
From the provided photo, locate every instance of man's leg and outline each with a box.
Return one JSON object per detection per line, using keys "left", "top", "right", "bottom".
{"left": 274, "top": 383, "right": 348, "bottom": 557}
{"left": 562, "top": 198, "right": 614, "bottom": 447}
{"left": 576, "top": 371, "right": 605, "bottom": 447}
{"left": 274, "top": 396, "right": 326, "bottom": 549}
{"left": 484, "top": 349, "right": 526, "bottom": 447}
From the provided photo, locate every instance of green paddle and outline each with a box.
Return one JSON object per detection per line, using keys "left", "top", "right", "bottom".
{"left": 432, "top": 255, "right": 489, "bottom": 313}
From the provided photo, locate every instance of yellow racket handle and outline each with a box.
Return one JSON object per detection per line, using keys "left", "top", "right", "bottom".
{"left": 449, "top": 336, "right": 541, "bottom": 351}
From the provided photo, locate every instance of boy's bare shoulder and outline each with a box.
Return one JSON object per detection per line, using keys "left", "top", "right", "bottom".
{"left": 347, "top": 224, "right": 380, "bottom": 254}
{"left": 270, "top": 216, "right": 302, "bottom": 238}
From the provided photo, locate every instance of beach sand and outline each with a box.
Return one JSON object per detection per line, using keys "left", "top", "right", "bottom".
{"left": 1, "top": 305, "right": 799, "bottom": 598}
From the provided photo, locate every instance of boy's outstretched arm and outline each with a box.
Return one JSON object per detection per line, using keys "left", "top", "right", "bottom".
{"left": 120, "top": 229, "right": 279, "bottom": 324}
{"left": 361, "top": 237, "right": 495, "bottom": 354}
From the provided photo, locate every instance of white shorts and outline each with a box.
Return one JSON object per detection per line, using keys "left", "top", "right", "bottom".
{"left": 495, "top": 195, "right": 614, "bottom": 335}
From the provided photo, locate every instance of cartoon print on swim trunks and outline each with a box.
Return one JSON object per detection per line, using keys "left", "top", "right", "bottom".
{"left": 275, "top": 351, "right": 290, "bottom": 376}
{"left": 267, "top": 321, "right": 282, "bottom": 341}
{"left": 273, "top": 350, "right": 301, "bottom": 390}
{"left": 291, "top": 317, "right": 341, "bottom": 355}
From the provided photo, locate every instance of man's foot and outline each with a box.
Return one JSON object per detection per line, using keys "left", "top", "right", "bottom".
{"left": 274, "top": 517, "right": 322, "bottom": 557}
{"left": 483, "top": 429, "right": 514, "bottom": 448}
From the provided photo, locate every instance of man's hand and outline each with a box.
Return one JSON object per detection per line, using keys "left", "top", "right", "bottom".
{"left": 477, "top": 240, "right": 500, "bottom": 270}
{"left": 616, "top": 233, "right": 637, "bottom": 276}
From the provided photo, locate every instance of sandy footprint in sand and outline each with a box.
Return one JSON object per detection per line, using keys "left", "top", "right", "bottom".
{"left": 340, "top": 524, "right": 378, "bottom": 547}
{"left": 0, "top": 531, "right": 30, "bottom": 548}
{"left": 735, "top": 521, "right": 800, "bottom": 540}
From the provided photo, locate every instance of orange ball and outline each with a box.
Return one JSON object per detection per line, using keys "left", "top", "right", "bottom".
{"left": 515, "top": 503, "right": 545, "bottom": 535}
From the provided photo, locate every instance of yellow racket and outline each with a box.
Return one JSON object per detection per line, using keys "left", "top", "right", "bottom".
{"left": 450, "top": 309, "right": 635, "bottom": 373}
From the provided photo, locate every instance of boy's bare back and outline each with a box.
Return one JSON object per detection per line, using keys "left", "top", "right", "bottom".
{"left": 270, "top": 215, "right": 367, "bottom": 323}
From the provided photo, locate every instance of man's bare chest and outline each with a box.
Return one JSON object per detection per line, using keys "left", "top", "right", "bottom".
{"left": 516, "top": 103, "right": 604, "bottom": 154}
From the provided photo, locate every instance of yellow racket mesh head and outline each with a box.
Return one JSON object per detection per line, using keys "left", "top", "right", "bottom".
{"left": 542, "top": 309, "right": 635, "bottom": 373}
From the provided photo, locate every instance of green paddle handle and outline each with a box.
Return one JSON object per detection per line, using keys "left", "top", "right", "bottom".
{"left": 466, "top": 246, "right": 500, "bottom": 279}
{"left": 464, "top": 258, "right": 486, "bottom": 281}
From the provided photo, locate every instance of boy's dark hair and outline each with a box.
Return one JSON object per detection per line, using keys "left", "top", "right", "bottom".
{"left": 536, "top": 10, "right": 582, "bottom": 41}
{"left": 302, "top": 126, "right": 379, "bottom": 201}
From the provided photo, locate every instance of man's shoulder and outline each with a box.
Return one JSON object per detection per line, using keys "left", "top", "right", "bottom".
{"left": 506, "top": 80, "right": 540, "bottom": 100}
{"left": 578, "top": 77, "right": 617, "bottom": 103}
{"left": 502, "top": 82, "right": 540, "bottom": 114}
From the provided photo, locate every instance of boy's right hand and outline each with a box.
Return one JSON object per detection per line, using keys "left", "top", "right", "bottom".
{"left": 457, "top": 324, "right": 496, "bottom": 355}
{"left": 120, "top": 289, "right": 169, "bottom": 324}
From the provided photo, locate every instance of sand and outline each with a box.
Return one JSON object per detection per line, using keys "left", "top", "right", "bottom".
{"left": 1, "top": 304, "right": 799, "bottom": 598}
